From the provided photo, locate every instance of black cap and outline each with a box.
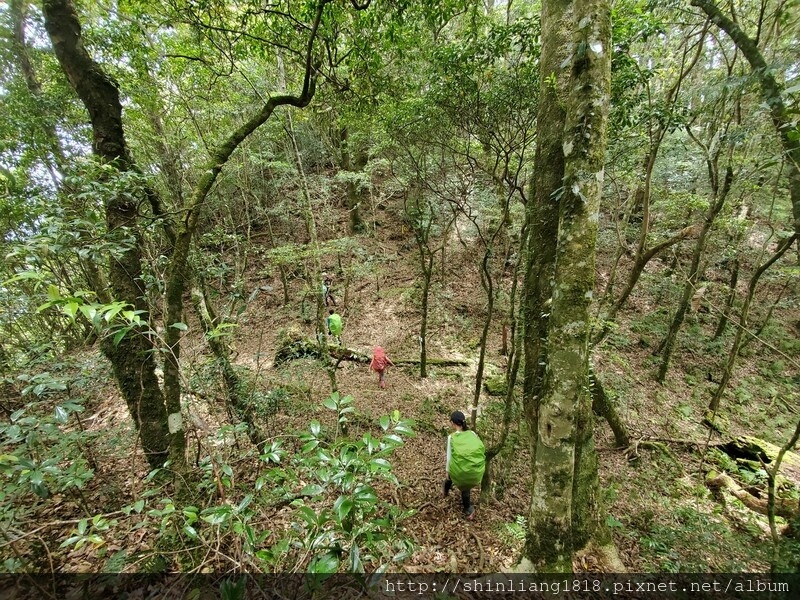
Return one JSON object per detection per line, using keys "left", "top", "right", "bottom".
{"left": 450, "top": 411, "right": 466, "bottom": 426}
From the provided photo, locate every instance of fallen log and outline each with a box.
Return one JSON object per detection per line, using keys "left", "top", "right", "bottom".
{"left": 706, "top": 471, "right": 797, "bottom": 520}
{"left": 273, "top": 336, "right": 468, "bottom": 368}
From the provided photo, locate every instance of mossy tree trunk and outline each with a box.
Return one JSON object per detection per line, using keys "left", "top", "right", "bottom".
{"left": 522, "top": 0, "right": 611, "bottom": 572}
{"left": 42, "top": 0, "right": 169, "bottom": 469}
{"left": 339, "top": 127, "right": 368, "bottom": 234}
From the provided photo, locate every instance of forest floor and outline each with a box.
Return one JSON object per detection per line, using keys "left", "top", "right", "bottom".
{"left": 11, "top": 197, "right": 799, "bottom": 574}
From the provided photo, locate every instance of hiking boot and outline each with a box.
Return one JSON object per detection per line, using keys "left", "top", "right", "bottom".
{"left": 443, "top": 479, "right": 452, "bottom": 498}
{"left": 464, "top": 505, "right": 476, "bottom": 520}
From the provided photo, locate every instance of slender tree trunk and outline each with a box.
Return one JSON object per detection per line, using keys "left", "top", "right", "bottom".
{"left": 470, "top": 249, "right": 495, "bottom": 427}
{"left": 692, "top": 0, "right": 800, "bottom": 238}
{"left": 713, "top": 256, "right": 740, "bottom": 339}
{"left": 339, "top": 127, "right": 367, "bottom": 233}
{"left": 523, "top": 0, "right": 612, "bottom": 571}
{"left": 590, "top": 370, "right": 630, "bottom": 448}
{"left": 418, "top": 252, "right": 434, "bottom": 379}
{"left": 594, "top": 29, "right": 706, "bottom": 344}
{"left": 657, "top": 167, "right": 733, "bottom": 382}
{"left": 708, "top": 234, "right": 797, "bottom": 413}
{"left": 160, "top": 2, "right": 327, "bottom": 466}
{"left": 286, "top": 112, "right": 335, "bottom": 391}
{"left": 481, "top": 226, "right": 527, "bottom": 500}
{"left": 42, "top": 0, "right": 169, "bottom": 469}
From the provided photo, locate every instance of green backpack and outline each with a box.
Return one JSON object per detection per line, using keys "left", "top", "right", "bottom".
{"left": 449, "top": 430, "right": 485, "bottom": 489}
{"left": 328, "top": 314, "right": 343, "bottom": 335}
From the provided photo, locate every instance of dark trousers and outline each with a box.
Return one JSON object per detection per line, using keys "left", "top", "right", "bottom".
{"left": 445, "top": 478, "right": 473, "bottom": 512}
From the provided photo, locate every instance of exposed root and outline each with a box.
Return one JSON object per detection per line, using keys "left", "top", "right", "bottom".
{"left": 470, "top": 530, "right": 485, "bottom": 572}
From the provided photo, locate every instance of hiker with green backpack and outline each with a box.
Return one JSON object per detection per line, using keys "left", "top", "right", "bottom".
{"left": 326, "top": 308, "right": 343, "bottom": 345}
{"left": 443, "top": 410, "right": 485, "bottom": 520}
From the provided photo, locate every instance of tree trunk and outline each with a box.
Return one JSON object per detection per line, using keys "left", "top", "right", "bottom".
{"left": 593, "top": 29, "right": 706, "bottom": 345}
{"left": 657, "top": 166, "right": 733, "bottom": 382}
{"left": 470, "top": 249, "right": 495, "bottom": 427}
{"left": 42, "top": 0, "right": 169, "bottom": 469}
{"left": 708, "top": 234, "right": 797, "bottom": 413}
{"left": 286, "top": 111, "right": 335, "bottom": 392}
{"left": 339, "top": 127, "right": 367, "bottom": 233}
{"left": 160, "top": 1, "right": 327, "bottom": 466}
{"left": 418, "top": 252, "right": 434, "bottom": 379}
{"left": 590, "top": 370, "right": 630, "bottom": 448}
{"left": 692, "top": 0, "right": 800, "bottom": 239}
{"left": 190, "top": 286, "right": 266, "bottom": 450}
{"left": 521, "top": 0, "right": 569, "bottom": 568}
{"left": 481, "top": 228, "right": 527, "bottom": 500}
{"left": 713, "top": 256, "right": 740, "bottom": 339}
{"left": 523, "top": 0, "right": 612, "bottom": 572}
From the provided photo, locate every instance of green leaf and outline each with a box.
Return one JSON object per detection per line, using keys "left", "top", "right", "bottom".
{"left": 302, "top": 440, "right": 320, "bottom": 453}
{"left": 237, "top": 494, "right": 253, "bottom": 512}
{"left": 310, "top": 421, "right": 321, "bottom": 436}
{"left": 47, "top": 284, "right": 61, "bottom": 302}
{"left": 350, "top": 543, "right": 363, "bottom": 574}
{"left": 379, "top": 415, "right": 390, "bottom": 431}
{"left": 371, "top": 458, "right": 391, "bottom": 470}
{"left": 62, "top": 302, "right": 79, "bottom": 320}
{"left": 79, "top": 304, "right": 98, "bottom": 322}
{"left": 113, "top": 328, "right": 127, "bottom": 347}
{"left": 54, "top": 406, "right": 69, "bottom": 424}
{"left": 309, "top": 551, "right": 339, "bottom": 574}
{"left": 32, "top": 482, "right": 50, "bottom": 498}
{"left": 606, "top": 515, "right": 624, "bottom": 528}
{"left": 300, "top": 484, "right": 324, "bottom": 496}
{"left": 183, "top": 525, "right": 199, "bottom": 539}
{"left": 170, "top": 322, "right": 188, "bottom": 331}
{"left": 133, "top": 500, "right": 145, "bottom": 513}
{"left": 333, "top": 496, "right": 353, "bottom": 522}
{"left": 297, "top": 505, "right": 318, "bottom": 527}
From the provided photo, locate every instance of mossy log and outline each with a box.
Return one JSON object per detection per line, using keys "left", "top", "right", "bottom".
{"left": 273, "top": 337, "right": 468, "bottom": 368}
{"left": 722, "top": 435, "right": 800, "bottom": 485}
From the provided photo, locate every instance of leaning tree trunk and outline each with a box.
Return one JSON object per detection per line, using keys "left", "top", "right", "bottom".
{"left": 593, "top": 26, "right": 706, "bottom": 345}
{"left": 470, "top": 248, "right": 495, "bottom": 427}
{"left": 657, "top": 166, "right": 733, "bottom": 382}
{"left": 160, "top": 1, "right": 328, "bottom": 467}
{"left": 708, "top": 234, "right": 797, "bottom": 414}
{"left": 522, "top": 0, "right": 612, "bottom": 572}
{"left": 42, "top": 0, "right": 169, "bottom": 469}
{"left": 692, "top": 0, "right": 800, "bottom": 239}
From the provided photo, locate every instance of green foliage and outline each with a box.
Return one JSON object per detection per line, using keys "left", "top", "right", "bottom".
{"left": 0, "top": 366, "right": 97, "bottom": 531}
{"left": 100, "top": 397, "right": 415, "bottom": 573}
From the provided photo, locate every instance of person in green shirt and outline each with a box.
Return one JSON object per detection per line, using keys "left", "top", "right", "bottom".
{"left": 443, "top": 410, "right": 485, "bottom": 520}
{"left": 326, "top": 308, "right": 343, "bottom": 345}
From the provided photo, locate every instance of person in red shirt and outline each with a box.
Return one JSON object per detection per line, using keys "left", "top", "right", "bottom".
{"left": 369, "top": 346, "right": 395, "bottom": 389}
